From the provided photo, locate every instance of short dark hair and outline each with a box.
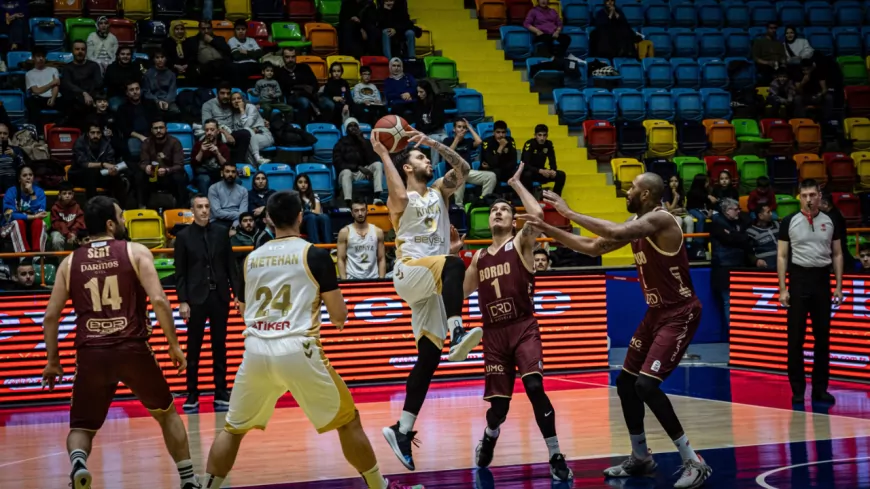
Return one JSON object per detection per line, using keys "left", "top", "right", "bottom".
{"left": 533, "top": 248, "right": 550, "bottom": 259}
{"left": 217, "top": 81, "right": 233, "bottom": 92}
{"left": 58, "top": 181, "right": 74, "bottom": 192}
{"left": 94, "top": 90, "right": 108, "bottom": 101}
{"left": 360, "top": 66, "right": 372, "bottom": 74}
{"left": 234, "top": 19, "right": 247, "bottom": 29}
{"left": 72, "top": 40, "right": 87, "bottom": 49}
{"left": 199, "top": 19, "right": 211, "bottom": 27}
{"left": 801, "top": 58, "right": 814, "bottom": 69}
{"left": 535, "top": 124, "right": 548, "bottom": 134}
{"left": 859, "top": 245, "right": 870, "bottom": 255}
{"left": 267, "top": 190, "right": 303, "bottom": 229}
{"left": 190, "top": 193, "right": 208, "bottom": 207}
{"left": 494, "top": 120, "right": 508, "bottom": 131}
{"left": 282, "top": 46, "right": 297, "bottom": 56}
{"left": 490, "top": 198, "right": 515, "bottom": 216}
{"left": 800, "top": 178, "right": 820, "bottom": 192}
{"left": 150, "top": 117, "right": 166, "bottom": 128}
{"left": 261, "top": 61, "right": 275, "bottom": 71}
{"left": 32, "top": 46, "right": 47, "bottom": 57}
{"left": 756, "top": 176, "right": 770, "bottom": 187}
{"left": 394, "top": 148, "right": 414, "bottom": 185}
{"left": 152, "top": 49, "right": 166, "bottom": 58}
{"left": 117, "top": 45, "right": 133, "bottom": 55}
{"left": 352, "top": 196, "right": 368, "bottom": 207}
{"left": 203, "top": 118, "right": 219, "bottom": 128}
{"left": 820, "top": 191, "right": 833, "bottom": 206}
{"left": 239, "top": 211, "right": 254, "bottom": 221}
{"left": 125, "top": 80, "right": 140, "bottom": 90}
{"left": 83, "top": 196, "right": 120, "bottom": 235}
{"left": 223, "top": 161, "right": 237, "bottom": 170}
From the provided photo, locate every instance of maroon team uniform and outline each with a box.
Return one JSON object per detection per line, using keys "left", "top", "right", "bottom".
{"left": 68, "top": 239, "right": 173, "bottom": 431}
{"left": 476, "top": 239, "right": 543, "bottom": 399}
{"left": 624, "top": 209, "right": 702, "bottom": 380}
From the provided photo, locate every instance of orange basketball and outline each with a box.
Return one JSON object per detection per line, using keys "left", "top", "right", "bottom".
{"left": 373, "top": 115, "right": 413, "bottom": 152}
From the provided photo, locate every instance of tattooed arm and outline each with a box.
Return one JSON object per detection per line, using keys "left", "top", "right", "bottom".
{"left": 520, "top": 215, "right": 630, "bottom": 257}
{"left": 407, "top": 131, "right": 471, "bottom": 199}
{"left": 508, "top": 162, "right": 544, "bottom": 257}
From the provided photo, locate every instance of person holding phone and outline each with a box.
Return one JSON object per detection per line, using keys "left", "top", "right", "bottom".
{"left": 191, "top": 119, "right": 230, "bottom": 195}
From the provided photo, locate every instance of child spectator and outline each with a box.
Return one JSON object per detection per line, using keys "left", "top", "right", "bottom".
{"left": 747, "top": 176, "right": 778, "bottom": 219}
{"left": 351, "top": 66, "right": 386, "bottom": 124}
{"left": 252, "top": 63, "right": 294, "bottom": 118}
{"left": 767, "top": 69, "right": 796, "bottom": 117}
{"left": 663, "top": 175, "right": 694, "bottom": 237}
{"left": 858, "top": 245, "right": 870, "bottom": 274}
{"left": 49, "top": 181, "right": 85, "bottom": 250}
{"left": 711, "top": 170, "right": 738, "bottom": 212}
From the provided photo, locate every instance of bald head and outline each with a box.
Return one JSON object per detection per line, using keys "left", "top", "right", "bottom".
{"left": 637, "top": 172, "right": 664, "bottom": 202}
{"left": 626, "top": 172, "right": 665, "bottom": 214}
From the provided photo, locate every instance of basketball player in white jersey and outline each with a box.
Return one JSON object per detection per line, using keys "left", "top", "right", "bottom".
{"left": 201, "top": 191, "right": 421, "bottom": 489}
{"left": 337, "top": 198, "right": 386, "bottom": 280}
{"left": 372, "top": 129, "right": 483, "bottom": 471}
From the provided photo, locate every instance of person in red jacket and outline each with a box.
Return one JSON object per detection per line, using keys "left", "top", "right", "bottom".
{"left": 747, "top": 176, "right": 778, "bottom": 220}
{"left": 49, "top": 182, "right": 85, "bottom": 250}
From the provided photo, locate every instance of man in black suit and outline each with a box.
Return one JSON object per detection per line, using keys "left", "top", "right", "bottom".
{"left": 185, "top": 20, "right": 233, "bottom": 87}
{"left": 174, "top": 193, "right": 243, "bottom": 411}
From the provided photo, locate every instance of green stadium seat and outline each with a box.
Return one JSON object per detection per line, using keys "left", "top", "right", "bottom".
{"left": 65, "top": 18, "right": 96, "bottom": 44}
{"left": 468, "top": 207, "right": 492, "bottom": 239}
{"left": 674, "top": 156, "right": 707, "bottom": 184}
{"left": 733, "top": 119, "right": 772, "bottom": 143}
{"left": 775, "top": 194, "right": 800, "bottom": 218}
{"left": 35, "top": 264, "right": 57, "bottom": 286}
{"left": 154, "top": 258, "right": 176, "bottom": 280}
{"left": 271, "top": 22, "right": 312, "bottom": 50}
{"left": 735, "top": 155, "right": 768, "bottom": 193}
{"left": 837, "top": 56, "right": 869, "bottom": 86}
{"left": 424, "top": 56, "right": 459, "bottom": 84}
{"left": 315, "top": 0, "right": 341, "bottom": 24}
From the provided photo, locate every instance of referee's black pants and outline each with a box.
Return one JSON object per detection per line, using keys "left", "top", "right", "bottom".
{"left": 786, "top": 266, "right": 832, "bottom": 396}
{"left": 185, "top": 290, "right": 230, "bottom": 395}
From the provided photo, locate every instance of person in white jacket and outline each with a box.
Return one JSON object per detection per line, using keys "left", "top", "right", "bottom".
{"left": 783, "top": 26, "right": 814, "bottom": 66}
{"left": 230, "top": 92, "right": 274, "bottom": 165}
{"left": 86, "top": 17, "right": 119, "bottom": 73}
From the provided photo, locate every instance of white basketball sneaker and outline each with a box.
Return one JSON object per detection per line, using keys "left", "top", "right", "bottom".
{"left": 673, "top": 455, "right": 712, "bottom": 489}
{"left": 448, "top": 326, "right": 483, "bottom": 362}
{"left": 603, "top": 450, "right": 658, "bottom": 477}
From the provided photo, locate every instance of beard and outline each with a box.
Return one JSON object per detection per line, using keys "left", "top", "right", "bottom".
{"left": 413, "top": 167, "right": 431, "bottom": 182}
{"left": 112, "top": 225, "right": 127, "bottom": 240}
{"left": 626, "top": 194, "right": 641, "bottom": 213}
{"left": 354, "top": 214, "right": 366, "bottom": 223}
{"left": 224, "top": 176, "right": 236, "bottom": 185}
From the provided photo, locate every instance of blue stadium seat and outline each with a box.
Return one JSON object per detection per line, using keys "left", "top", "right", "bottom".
{"left": 500, "top": 26, "right": 533, "bottom": 61}
{"left": 617, "top": 0, "right": 644, "bottom": 27}
{"left": 833, "top": 27, "right": 862, "bottom": 57}
{"left": 582, "top": 88, "right": 617, "bottom": 122}
{"left": 701, "top": 88, "right": 732, "bottom": 120}
{"left": 614, "top": 58, "right": 645, "bottom": 89}
{"left": 724, "top": 57, "right": 755, "bottom": 91}
{"left": 305, "top": 123, "right": 341, "bottom": 163}
{"left": 671, "top": 58, "right": 700, "bottom": 89}
{"left": 526, "top": 57, "right": 563, "bottom": 91}
{"left": 29, "top": 18, "right": 64, "bottom": 52}
{"left": 747, "top": 1, "right": 776, "bottom": 26}
{"left": 0, "top": 90, "right": 24, "bottom": 123}
{"left": 642, "top": 27, "right": 672, "bottom": 60}
{"left": 563, "top": 0, "right": 590, "bottom": 27}
{"left": 341, "top": 122, "right": 371, "bottom": 137}
{"left": 836, "top": 1, "right": 863, "bottom": 27}
{"left": 695, "top": 28, "right": 726, "bottom": 59}
{"left": 6, "top": 51, "right": 31, "bottom": 72}
{"left": 643, "top": 58, "right": 674, "bottom": 89}
{"left": 46, "top": 52, "right": 72, "bottom": 63}
{"left": 259, "top": 163, "right": 296, "bottom": 191}
{"left": 670, "top": 2, "right": 697, "bottom": 28}
{"left": 295, "top": 163, "right": 335, "bottom": 203}
{"left": 672, "top": 88, "right": 703, "bottom": 122}
{"left": 804, "top": 1, "right": 834, "bottom": 28}
{"left": 722, "top": 28, "right": 751, "bottom": 58}
{"left": 614, "top": 88, "right": 645, "bottom": 122}
{"left": 777, "top": 1, "right": 805, "bottom": 27}
{"left": 804, "top": 27, "right": 835, "bottom": 57}
{"left": 554, "top": 88, "right": 587, "bottom": 126}
{"left": 167, "top": 122, "right": 193, "bottom": 161}
{"left": 476, "top": 122, "right": 512, "bottom": 140}
{"left": 453, "top": 88, "right": 485, "bottom": 123}
{"left": 722, "top": 1, "right": 750, "bottom": 29}
{"left": 643, "top": 88, "right": 675, "bottom": 122}
{"left": 670, "top": 28, "right": 698, "bottom": 58}
{"left": 234, "top": 163, "right": 256, "bottom": 190}
{"left": 747, "top": 26, "right": 766, "bottom": 42}
{"left": 698, "top": 57, "right": 729, "bottom": 89}
{"left": 644, "top": 0, "right": 671, "bottom": 28}
{"left": 695, "top": 0, "right": 723, "bottom": 28}
{"left": 563, "top": 26, "right": 588, "bottom": 59}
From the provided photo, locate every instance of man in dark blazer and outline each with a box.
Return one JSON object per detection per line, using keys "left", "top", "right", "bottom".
{"left": 174, "top": 193, "right": 243, "bottom": 411}
{"left": 184, "top": 20, "right": 233, "bottom": 87}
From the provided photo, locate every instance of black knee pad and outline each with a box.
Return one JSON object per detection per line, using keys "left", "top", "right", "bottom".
{"left": 486, "top": 397, "right": 511, "bottom": 427}
{"left": 522, "top": 374, "right": 545, "bottom": 400}
{"left": 415, "top": 336, "right": 442, "bottom": 372}
{"left": 442, "top": 255, "right": 466, "bottom": 281}
{"left": 634, "top": 374, "right": 661, "bottom": 401}
{"left": 616, "top": 371, "right": 637, "bottom": 399}
{"left": 440, "top": 256, "right": 467, "bottom": 318}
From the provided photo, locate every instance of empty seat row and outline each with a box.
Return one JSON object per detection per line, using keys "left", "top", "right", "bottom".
{"left": 555, "top": 88, "right": 732, "bottom": 125}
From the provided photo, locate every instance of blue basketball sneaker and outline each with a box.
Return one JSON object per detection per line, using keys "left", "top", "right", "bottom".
{"left": 383, "top": 423, "right": 419, "bottom": 471}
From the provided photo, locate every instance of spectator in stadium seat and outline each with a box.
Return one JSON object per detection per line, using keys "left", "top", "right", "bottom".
{"left": 2, "top": 165, "right": 47, "bottom": 252}
{"left": 229, "top": 91, "right": 274, "bottom": 165}
{"left": 202, "top": 82, "right": 253, "bottom": 164}
{"left": 275, "top": 47, "right": 322, "bottom": 125}
{"left": 533, "top": 248, "right": 552, "bottom": 271}
{"left": 384, "top": 58, "right": 416, "bottom": 120}
{"left": 247, "top": 171, "right": 275, "bottom": 228}
{"left": 86, "top": 16, "right": 118, "bottom": 74}
{"left": 116, "top": 80, "right": 160, "bottom": 165}
{"left": 795, "top": 59, "right": 833, "bottom": 120}
{"left": 294, "top": 173, "right": 332, "bottom": 243}
{"left": 319, "top": 62, "right": 353, "bottom": 127}
{"left": 819, "top": 191, "right": 855, "bottom": 272}
{"left": 767, "top": 69, "right": 796, "bottom": 118}
{"left": 710, "top": 197, "right": 752, "bottom": 325}
{"left": 228, "top": 19, "right": 264, "bottom": 86}
{"left": 142, "top": 50, "right": 181, "bottom": 120}
{"left": 686, "top": 174, "right": 714, "bottom": 257}
{"left": 748, "top": 176, "right": 778, "bottom": 219}
{"left": 377, "top": 0, "right": 416, "bottom": 60}
{"left": 163, "top": 21, "right": 196, "bottom": 82}
{"left": 0, "top": 123, "right": 25, "bottom": 193}
{"left": 520, "top": 124, "right": 566, "bottom": 196}
{"left": 351, "top": 66, "right": 386, "bottom": 124}
{"left": 710, "top": 170, "right": 739, "bottom": 213}
{"left": 10, "top": 260, "right": 41, "bottom": 290}
{"left": 25, "top": 46, "right": 63, "bottom": 132}
{"left": 481, "top": 120, "right": 517, "bottom": 184}
{"left": 413, "top": 81, "right": 445, "bottom": 135}
{"left": 208, "top": 161, "right": 248, "bottom": 229}
{"left": 747, "top": 204, "right": 780, "bottom": 269}
{"left": 447, "top": 118, "right": 494, "bottom": 207}
{"left": 191, "top": 119, "right": 230, "bottom": 195}
{"left": 590, "top": 0, "right": 636, "bottom": 59}
{"left": 752, "top": 22, "right": 786, "bottom": 85}
{"left": 663, "top": 174, "right": 694, "bottom": 238}
{"left": 229, "top": 211, "right": 260, "bottom": 265}
{"left": 61, "top": 40, "right": 103, "bottom": 116}
{"left": 187, "top": 20, "right": 233, "bottom": 87}
{"left": 136, "top": 119, "right": 187, "bottom": 208}
{"left": 70, "top": 123, "right": 127, "bottom": 202}
{"left": 1, "top": 0, "right": 28, "bottom": 51}
{"left": 783, "top": 26, "right": 814, "bottom": 77}
{"left": 333, "top": 118, "right": 384, "bottom": 206}
{"left": 857, "top": 245, "right": 870, "bottom": 274}
{"left": 49, "top": 181, "right": 85, "bottom": 251}
{"left": 525, "top": 0, "right": 570, "bottom": 59}
{"left": 254, "top": 214, "right": 275, "bottom": 248}
{"left": 252, "top": 63, "right": 294, "bottom": 118}
{"left": 338, "top": 0, "right": 379, "bottom": 59}
{"left": 104, "top": 46, "right": 147, "bottom": 113}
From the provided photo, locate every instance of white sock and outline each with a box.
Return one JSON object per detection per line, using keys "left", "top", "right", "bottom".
{"left": 176, "top": 459, "right": 197, "bottom": 485}
{"left": 398, "top": 411, "right": 417, "bottom": 434}
{"left": 545, "top": 436, "right": 560, "bottom": 458}
{"left": 69, "top": 449, "right": 88, "bottom": 468}
{"left": 673, "top": 434, "right": 700, "bottom": 463}
{"left": 361, "top": 464, "right": 388, "bottom": 489}
{"left": 448, "top": 316, "right": 463, "bottom": 337}
{"left": 630, "top": 433, "right": 649, "bottom": 459}
{"left": 203, "top": 473, "right": 225, "bottom": 488}
{"left": 485, "top": 426, "right": 500, "bottom": 438}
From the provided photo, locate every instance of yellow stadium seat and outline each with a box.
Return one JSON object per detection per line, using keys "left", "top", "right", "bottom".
{"left": 415, "top": 25, "right": 434, "bottom": 58}
{"left": 124, "top": 209, "right": 165, "bottom": 249}
{"left": 756, "top": 86, "right": 769, "bottom": 98}
{"left": 790, "top": 118, "right": 821, "bottom": 154}
{"left": 852, "top": 151, "right": 870, "bottom": 190}
{"left": 793, "top": 153, "right": 828, "bottom": 187}
{"left": 211, "top": 20, "right": 235, "bottom": 41}
{"left": 297, "top": 55, "right": 328, "bottom": 84}
{"left": 703, "top": 118, "right": 737, "bottom": 155}
{"left": 845, "top": 117, "right": 870, "bottom": 151}
{"left": 326, "top": 55, "right": 361, "bottom": 84}
{"left": 163, "top": 208, "right": 194, "bottom": 239}
{"left": 644, "top": 120, "right": 677, "bottom": 158}
{"left": 225, "top": 0, "right": 252, "bottom": 20}
{"left": 176, "top": 19, "right": 199, "bottom": 40}
{"left": 366, "top": 205, "right": 392, "bottom": 233}
{"left": 305, "top": 22, "right": 339, "bottom": 56}
{"left": 611, "top": 158, "right": 645, "bottom": 191}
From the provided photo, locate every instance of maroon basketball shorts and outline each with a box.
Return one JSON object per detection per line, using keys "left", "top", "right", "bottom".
{"left": 624, "top": 297, "right": 702, "bottom": 381}
{"left": 483, "top": 317, "right": 543, "bottom": 400}
{"left": 70, "top": 341, "right": 174, "bottom": 431}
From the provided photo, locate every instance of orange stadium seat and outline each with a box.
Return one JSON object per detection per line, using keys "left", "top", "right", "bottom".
{"left": 703, "top": 118, "right": 737, "bottom": 155}
{"left": 366, "top": 205, "right": 392, "bottom": 233}
{"left": 305, "top": 22, "right": 339, "bottom": 56}
{"left": 163, "top": 208, "right": 194, "bottom": 239}
{"left": 477, "top": 0, "right": 508, "bottom": 35}
{"left": 211, "top": 20, "right": 235, "bottom": 41}
{"left": 298, "top": 55, "right": 328, "bottom": 83}
{"left": 794, "top": 153, "right": 828, "bottom": 187}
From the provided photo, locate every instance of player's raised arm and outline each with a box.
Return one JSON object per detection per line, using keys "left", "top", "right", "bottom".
{"left": 409, "top": 131, "right": 470, "bottom": 199}
{"left": 133, "top": 242, "right": 186, "bottom": 373}
{"left": 542, "top": 189, "right": 671, "bottom": 242}
{"left": 371, "top": 129, "right": 408, "bottom": 214}
{"left": 521, "top": 214, "right": 630, "bottom": 257}
{"left": 41, "top": 255, "right": 71, "bottom": 390}
{"left": 463, "top": 250, "right": 482, "bottom": 299}
{"left": 508, "top": 162, "right": 544, "bottom": 252}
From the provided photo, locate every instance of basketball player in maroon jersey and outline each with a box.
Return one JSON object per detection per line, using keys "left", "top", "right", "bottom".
{"left": 41, "top": 196, "right": 203, "bottom": 489}
{"left": 462, "top": 163, "right": 572, "bottom": 482}
{"left": 521, "top": 173, "right": 712, "bottom": 489}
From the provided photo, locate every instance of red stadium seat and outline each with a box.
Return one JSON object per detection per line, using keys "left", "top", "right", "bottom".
{"left": 109, "top": 19, "right": 137, "bottom": 48}
{"left": 287, "top": 0, "right": 316, "bottom": 23}
{"left": 823, "top": 152, "right": 856, "bottom": 192}
{"left": 583, "top": 120, "right": 617, "bottom": 161}
{"left": 247, "top": 21, "right": 276, "bottom": 49}
{"left": 87, "top": 0, "right": 118, "bottom": 16}
{"left": 845, "top": 86, "right": 870, "bottom": 118}
{"left": 704, "top": 156, "right": 739, "bottom": 188}
{"left": 361, "top": 56, "right": 389, "bottom": 87}
{"left": 831, "top": 192, "right": 862, "bottom": 226}
{"left": 760, "top": 118, "right": 795, "bottom": 155}
{"left": 505, "top": 0, "right": 533, "bottom": 25}
{"left": 45, "top": 124, "right": 80, "bottom": 164}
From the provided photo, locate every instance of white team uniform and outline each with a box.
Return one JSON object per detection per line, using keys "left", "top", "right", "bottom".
{"left": 225, "top": 237, "right": 356, "bottom": 435}
{"left": 345, "top": 224, "right": 379, "bottom": 280}
{"left": 392, "top": 187, "right": 452, "bottom": 344}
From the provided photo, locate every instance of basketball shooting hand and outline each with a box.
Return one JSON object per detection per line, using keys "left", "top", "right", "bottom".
{"left": 449, "top": 225, "right": 465, "bottom": 254}
{"left": 508, "top": 162, "right": 524, "bottom": 187}
{"left": 41, "top": 362, "right": 63, "bottom": 391}
{"left": 370, "top": 130, "right": 390, "bottom": 158}
{"left": 542, "top": 190, "right": 570, "bottom": 216}
{"left": 168, "top": 344, "right": 187, "bottom": 374}
{"left": 406, "top": 130, "right": 435, "bottom": 148}
{"left": 779, "top": 289, "right": 790, "bottom": 308}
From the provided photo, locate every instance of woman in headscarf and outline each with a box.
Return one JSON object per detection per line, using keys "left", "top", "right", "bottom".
{"left": 230, "top": 92, "right": 274, "bottom": 165}
{"left": 248, "top": 171, "right": 275, "bottom": 228}
{"left": 783, "top": 25, "right": 814, "bottom": 81}
{"left": 383, "top": 57, "right": 416, "bottom": 120}
{"left": 86, "top": 16, "right": 119, "bottom": 74}
{"left": 162, "top": 21, "right": 196, "bottom": 82}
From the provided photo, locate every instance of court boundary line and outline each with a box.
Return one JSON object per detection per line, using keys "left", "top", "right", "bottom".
{"left": 755, "top": 456, "right": 870, "bottom": 489}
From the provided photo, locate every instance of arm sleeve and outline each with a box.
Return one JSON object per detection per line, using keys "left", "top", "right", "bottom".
{"left": 307, "top": 246, "right": 339, "bottom": 293}
{"left": 778, "top": 214, "right": 791, "bottom": 241}
{"left": 170, "top": 139, "right": 185, "bottom": 172}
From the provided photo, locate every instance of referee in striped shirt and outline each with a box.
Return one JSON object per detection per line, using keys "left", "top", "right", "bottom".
{"left": 777, "top": 179, "right": 844, "bottom": 405}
